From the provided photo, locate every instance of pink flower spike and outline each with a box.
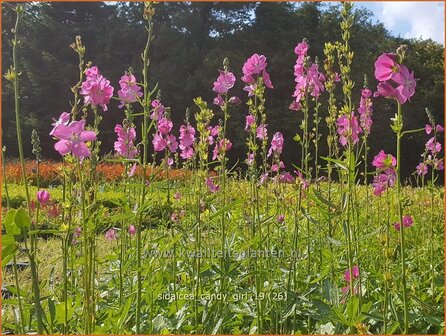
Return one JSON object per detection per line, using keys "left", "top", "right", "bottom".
{"left": 344, "top": 265, "right": 360, "bottom": 282}
{"left": 294, "top": 41, "right": 308, "bottom": 56}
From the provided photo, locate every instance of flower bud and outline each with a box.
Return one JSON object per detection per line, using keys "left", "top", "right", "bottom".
{"left": 36, "top": 190, "right": 50, "bottom": 204}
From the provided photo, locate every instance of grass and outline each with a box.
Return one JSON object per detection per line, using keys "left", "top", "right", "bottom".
{"left": 2, "top": 180, "right": 444, "bottom": 334}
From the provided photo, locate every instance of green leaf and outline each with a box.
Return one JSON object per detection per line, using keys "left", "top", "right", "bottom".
{"left": 4, "top": 209, "right": 20, "bottom": 235}
{"left": 14, "top": 208, "right": 31, "bottom": 231}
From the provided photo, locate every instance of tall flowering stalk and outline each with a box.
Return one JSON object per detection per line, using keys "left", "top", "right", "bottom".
{"left": 135, "top": 4, "right": 155, "bottom": 332}
{"left": 212, "top": 57, "right": 237, "bottom": 313}
{"left": 373, "top": 45, "right": 417, "bottom": 334}
{"left": 336, "top": 3, "right": 363, "bottom": 314}
{"left": 242, "top": 53, "right": 273, "bottom": 333}
{"left": 4, "top": 6, "right": 45, "bottom": 333}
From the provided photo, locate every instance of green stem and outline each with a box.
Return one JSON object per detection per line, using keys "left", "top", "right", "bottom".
{"left": 396, "top": 102, "right": 408, "bottom": 334}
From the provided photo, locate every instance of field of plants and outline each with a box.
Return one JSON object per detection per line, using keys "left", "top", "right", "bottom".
{"left": 1, "top": 2, "right": 444, "bottom": 335}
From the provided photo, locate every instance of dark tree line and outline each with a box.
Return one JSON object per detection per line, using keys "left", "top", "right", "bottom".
{"left": 2, "top": 2, "right": 444, "bottom": 180}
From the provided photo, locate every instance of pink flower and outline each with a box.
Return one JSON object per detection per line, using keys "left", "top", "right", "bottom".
{"left": 242, "top": 53, "right": 267, "bottom": 77}
{"left": 128, "top": 163, "right": 137, "bottom": 177}
{"left": 242, "top": 54, "right": 273, "bottom": 91}
{"left": 128, "top": 225, "right": 136, "bottom": 236}
{"left": 158, "top": 118, "right": 173, "bottom": 135}
{"left": 289, "top": 101, "right": 301, "bottom": 111}
{"left": 179, "top": 125, "right": 195, "bottom": 148}
{"left": 152, "top": 133, "right": 167, "bottom": 152}
{"left": 213, "top": 95, "right": 224, "bottom": 106}
{"left": 114, "top": 124, "right": 138, "bottom": 159}
{"left": 336, "top": 114, "right": 362, "bottom": 146}
{"left": 150, "top": 100, "right": 165, "bottom": 120}
{"left": 105, "top": 228, "right": 117, "bottom": 241}
{"left": 277, "top": 214, "right": 285, "bottom": 223}
{"left": 213, "top": 70, "right": 236, "bottom": 94}
{"left": 393, "top": 65, "right": 416, "bottom": 102}
{"left": 271, "top": 161, "right": 285, "bottom": 172}
{"left": 166, "top": 134, "right": 178, "bottom": 153}
{"left": 374, "top": 81, "right": 405, "bottom": 104}
{"left": 372, "top": 150, "right": 396, "bottom": 169}
{"left": 394, "top": 222, "right": 401, "bottom": 231}
{"left": 53, "top": 120, "right": 97, "bottom": 158}
{"left": 402, "top": 215, "right": 413, "bottom": 228}
{"left": 416, "top": 162, "right": 428, "bottom": 176}
{"left": 37, "top": 190, "right": 50, "bottom": 204}
{"left": 118, "top": 74, "right": 143, "bottom": 108}
{"left": 294, "top": 41, "right": 308, "bottom": 56}
{"left": 374, "top": 53, "right": 398, "bottom": 81}
{"left": 206, "top": 178, "right": 220, "bottom": 193}
{"left": 180, "top": 147, "right": 194, "bottom": 160}
{"left": 268, "top": 132, "right": 284, "bottom": 157}
{"left": 245, "top": 115, "right": 255, "bottom": 130}
{"left": 228, "top": 96, "right": 241, "bottom": 104}
{"left": 174, "top": 192, "right": 181, "bottom": 200}
{"left": 212, "top": 138, "right": 232, "bottom": 160}
{"left": 170, "top": 212, "right": 179, "bottom": 223}
{"left": 344, "top": 265, "right": 360, "bottom": 282}
{"left": 426, "top": 137, "right": 442, "bottom": 155}
{"left": 50, "top": 112, "right": 70, "bottom": 136}
{"left": 372, "top": 169, "right": 396, "bottom": 196}
{"left": 80, "top": 66, "right": 114, "bottom": 112}
{"left": 437, "top": 125, "right": 445, "bottom": 133}
{"left": 246, "top": 153, "right": 254, "bottom": 166}
{"left": 256, "top": 124, "right": 268, "bottom": 140}
{"left": 434, "top": 158, "right": 444, "bottom": 171}
{"left": 358, "top": 88, "right": 373, "bottom": 135}
{"left": 279, "top": 172, "right": 295, "bottom": 183}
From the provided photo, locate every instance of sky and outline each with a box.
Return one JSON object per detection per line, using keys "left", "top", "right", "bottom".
{"left": 355, "top": 1, "right": 444, "bottom": 44}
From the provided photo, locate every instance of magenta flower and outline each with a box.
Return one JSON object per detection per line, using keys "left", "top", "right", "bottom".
{"left": 152, "top": 133, "right": 166, "bottom": 152}
{"left": 416, "top": 162, "right": 428, "bottom": 176}
{"left": 50, "top": 112, "right": 70, "bottom": 136}
{"left": 246, "top": 153, "right": 254, "bottom": 166}
{"left": 53, "top": 120, "right": 97, "bottom": 158}
{"left": 372, "top": 150, "right": 397, "bottom": 169}
{"left": 402, "top": 215, "right": 413, "bottom": 228}
{"left": 179, "top": 124, "right": 195, "bottom": 160}
{"left": 426, "top": 137, "right": 442, "bottom": 155}
{"left": 374, "top": 53, "right": 416, "bottom": 104}
{"left": 158, "top": 118, "right": 173, "bottom": 135}
{"left": 114, "top": 124, "right": 138, "bottom": 159}
{"left": 174, "top": 192, "right": 181, "bottom": 200}
{"left": 117, "top": 74, "right": 143, "bottom": 108}
{"left": 374, "top": 53, "right": 398, "bottom": 81}
{"left": 268, "top": 132, "right": 284, "bottom": 157}
{"left": 150, "top": 100, "right": 166, "bottom": 120}
{"left": 256, "top": 124, "right": 268, "bottom": 140}
{"left": 245, "top": 114, "right": 256, "bottom": 131}
{"left": 228, "top": 96, "right": 241, "bottom": 104}
{"left": 294, "top": 41, "right": 308, "bottom": 56}
{"left": 344, "top": 265, "right": 360, "bottom": 282}
{"left": 358, "top": 88, "right": 373, "bottom": 135}
{"left": 242, "top": 53, "right": 273, "bottom": 91}
{"left": 242, "top": 54, "right": 267, "bottom": 78}
{"left": 213, "top": 70, "right": 236, "bottom": 94}
{"left": 393, "top": 65, "right": 416, "bottom": 102}
{"left": 372, "top": 169, "right": 396, "bottom": 196}
{"left": 277, "top": 214, "right": 285, "bottom": 223}
{"left": 105, "top": 228, "right": 117, "bottom": 241}
{"left": 128, "top": 163, "right": 137, "bottom": 177}
{"left": 425, "top": 124, "right": 444, "bottom": 134}
{"left": 128, "top": 225, "right": 136, "bottom": 236}
{"left": 80, "top": 66, "right": 114, "bottom": 112}
{"left": 279, "top": 172, "right": 295, "bottom": 184}
{"left": 213, "top": 95, "right": 224, "bottom": 106}
{"left": 37, "top": 190, "right": 50, "bottom": 204}
{"left": 212, "top": 138, "right": 232, "bottom": 160}
{"left": 336, "top": 113, "right": 362, "bottom": 146}
{"left": 206, "top": 178, "right": 220, "bottom": 193}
